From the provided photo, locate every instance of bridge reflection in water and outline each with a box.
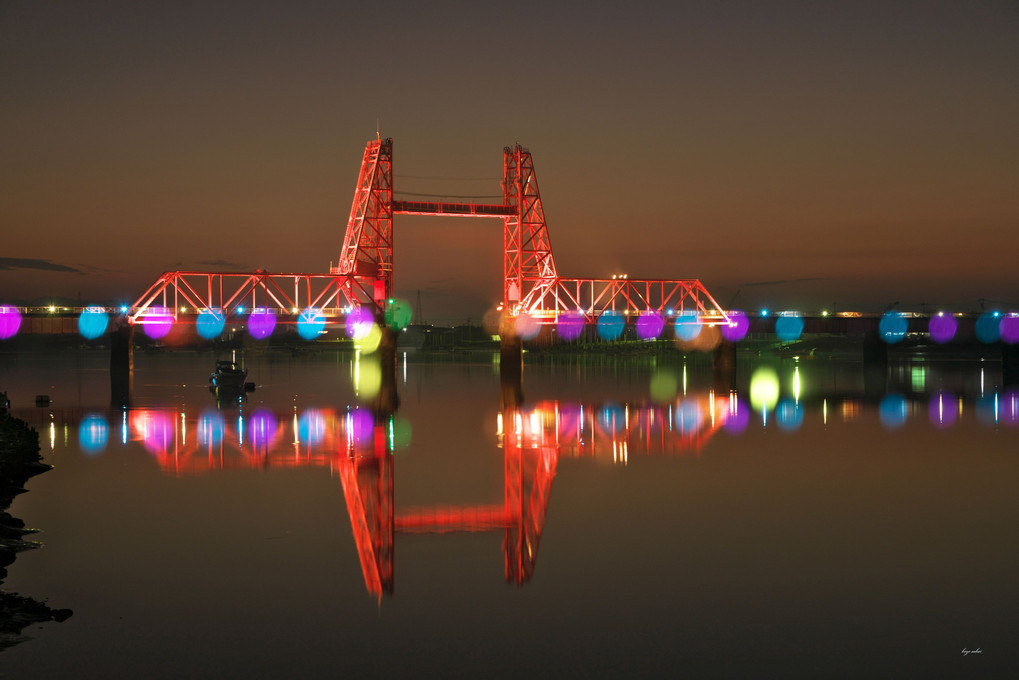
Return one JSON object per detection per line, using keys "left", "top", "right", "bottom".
{"left": 80, "top": 395, "right": 727, "bottom": 599}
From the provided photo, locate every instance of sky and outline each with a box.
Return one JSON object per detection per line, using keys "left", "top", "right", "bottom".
{"left": 2, "top": 1, "right": 1017, "bottom": 323}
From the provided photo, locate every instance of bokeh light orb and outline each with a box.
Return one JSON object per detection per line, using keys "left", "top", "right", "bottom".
{"left": 78, "top": 307, "right": 109, "bottom": 340}
{"left": 138, "top": 410, "right": 174, "bottom": 454}
{"left": 636, "top": 311, "right": 665, "bottom": 340}
{"left": 353, "top": 356, "right": 382, "bottom": 398}
{"left": 975, "top": 394, "right": 998, "bottom": 426}
{"left": 928, "top": 313, "right": 957, "bottom": 344}
{"left": 514, "top": 312, "right": 541, "bottom": 340}
{"left": 78, "top": 414, "right": 109, "bottom": 455}
{"left": 556, "top": 311, "right": 585, "bottom": 341}
{"left": 249, "top": 408, "right": 278, "bottom": 450}
{"left": 776, "top": 399, "right": 804, "bottom": 431}
{"left": 388, "top": 414, "right": 412, "bottom": 450}
{"left": 385, "top": 298, "right": 413, "bottom": 331}
{"left": 723, "top": 397, "right": 751, "bottom": 435}
{"left": 248, "top": 308, "right": 276, "bottom": 340}
{"left": 0, "top": 305, "right": 22, "bottom": 340}
{"left": 298, "top": 409, "right": 327, "bottom": 445}
{"left": 674, "top": 400, "right": 704, "bottom": 434}
{"left": 196, "top": 308, "right": 225, "bottom": 340}
{"left": 928, "top": 391, "right": 959, "bottom": 429}
{"left": 975, "top": 312, "right": 1001, "bottom": 344}
{"left": 673, "top": 310, "right": 702, "bottom": 342}
{"left": 346, "top": 407, "right": 375, "bottom": 446}
{"left": 197, "top": 410, "right": 224, "bottom": 446}
{"left": 296, "top": 307, "right": 325, "bottom": 341}
{"left": 879, "top": 394, "right": 908, "bottom": 429}
{"left": 879, "top": 311, "right": 908, "bottom": 344}
{"left": 775, "top": 313, "right": 804, "bottom": 342}
{"left": 355, "top": 323, "right": 382, "bottom": 352}
{"left": 1004, "top": 389, "right": 1019, "bottom": 427}
{"left": 749, "top": 367, "right": 780, "bottom": 413}
{"left": 597, "top": 311, "right": 624, "bottom": 341}
{"left": 557, "top": 403, "right": 582, "bottom": 442}
{"left": 597, "top": 404, "right": 626, "bottom": 434}
{"left": 720, "top": 310, "right": 749, "bottom": 343}
{"left": 1000, "top": 313, "right": 1019, "bottom": 345}
{"left": 142, "top": 306, "right": 173, "bottom": 340}
{"left": 650, "top": 371, "right": 678, "bottom": 403}
{"left": 345, "top": 306, "right": 375, "bottom": 339}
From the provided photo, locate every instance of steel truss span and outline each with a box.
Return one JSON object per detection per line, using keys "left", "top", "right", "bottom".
{"left": 128, "top": 271, "right": 373, "bottom": 324}
{"left": 131, "top": 137, "right": 728, "bottom": 326}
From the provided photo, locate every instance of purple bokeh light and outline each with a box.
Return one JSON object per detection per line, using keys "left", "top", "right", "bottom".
{"left": 248, "top": 308, "right": 276, "bottom": 340}
{"left": 345, "top": 306, "right": 375, "bottom": 339}
{"left": 636, "top": 311, "right": 664, "bottom": 340}
{"left": 141, "top": 306, "right": 173, "bottom": 340}
{"left": 928, "top": 313, "right": 957, "bottom": 344}
{"left": 0, "top": 305, "right": 22, "bottom": 340}
{"left": 1000, "top": 313, "right": 1019, "bottom": 345}
{"left": 556, "top": 311, "right": 585, "bottom": 341}
{"left": 720, "top": 310, "right": 749, "bottom": 343}
{"left": 723, "top": 397, "right": 750, "bottom": 435}
{"left": 347, "top": 407, "right": 375, "bottom": 446}
{"left": 928, "top": 392, "right": 959, "bottom": 428}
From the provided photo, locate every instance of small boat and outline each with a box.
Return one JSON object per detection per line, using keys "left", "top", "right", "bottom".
{"left": 210, "top": 360, "right": 247, "bottom": 390}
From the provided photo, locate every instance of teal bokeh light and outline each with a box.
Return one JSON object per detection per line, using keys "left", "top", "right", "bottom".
{"left": 78, "top": 307, "right": 109, "bottom": 340}
{"left": 775, "top": 313, "right": 804, "bottom": 342}
{"left": 196, "top": 308, "right": 225, "bottom": 340}
{"left": 297, "top": 307, "right": 326, "bottom": 340}
{"left": 597, "top": 311, "right": 624, "bottom": 341}
{"left": 879, "top": 311, "right": 908, "bottom": 344}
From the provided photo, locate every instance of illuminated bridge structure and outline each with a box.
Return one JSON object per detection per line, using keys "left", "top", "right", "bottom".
{"left": 94, "top": 396, "right": 724, "bottom": 599}
{"left": 122, "top": 137, "right": 729, "bottom": 332}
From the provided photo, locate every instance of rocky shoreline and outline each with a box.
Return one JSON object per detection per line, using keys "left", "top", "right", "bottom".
{"left": 0, "top": 391, "right": 72, "bottom": 652}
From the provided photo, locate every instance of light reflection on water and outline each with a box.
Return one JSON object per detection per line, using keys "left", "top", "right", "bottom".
{"left": 2, "top": 351, "right": 1019, "bottom": 677}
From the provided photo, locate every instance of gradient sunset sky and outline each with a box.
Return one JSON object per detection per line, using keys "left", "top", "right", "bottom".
{"left": 2, "top": 1, "right": 1017, "bottom": 322}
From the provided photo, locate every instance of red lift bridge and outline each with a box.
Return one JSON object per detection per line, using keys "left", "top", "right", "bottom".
{"left": 129, "top": 137, "right": 728, "bottom": 328}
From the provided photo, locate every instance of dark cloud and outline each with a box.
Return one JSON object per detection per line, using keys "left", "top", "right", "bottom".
{"left": 0, "top": 257, "right": 83, "bottom": 273}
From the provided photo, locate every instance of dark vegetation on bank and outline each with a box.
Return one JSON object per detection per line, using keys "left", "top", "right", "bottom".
{"left": 0, "top": 391, "right": 72, "bottom": 652}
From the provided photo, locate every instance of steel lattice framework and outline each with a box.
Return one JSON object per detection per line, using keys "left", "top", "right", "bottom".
{"left": 129, "top": 137, "right": 728, "bottom": 326}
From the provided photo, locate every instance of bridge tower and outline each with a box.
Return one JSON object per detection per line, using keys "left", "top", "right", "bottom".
{"left": 502, "top": 145, "right": 557, "bottom": 311}
{"left": 334, "top": 137, "right": 394, "bottom": 305}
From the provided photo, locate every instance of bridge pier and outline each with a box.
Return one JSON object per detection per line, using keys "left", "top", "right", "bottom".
{"left": 500, "top": 326, "right": 524, "bottom": 409}
{"left": 1003, "top": 343, "right": 1019, "bottom": 388}
{"left": 373, "top": 324, "right": 400, "bottom": 418}
{"left": 109, "top": 322, "right": 133, "bottom": 408}
{"left": 712, "top": 340, "right": 736, "bottom": 392}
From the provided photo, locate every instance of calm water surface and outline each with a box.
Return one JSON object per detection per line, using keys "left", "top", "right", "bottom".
{"left": 1, "top": 349, "right": 1017, "bottom": 678}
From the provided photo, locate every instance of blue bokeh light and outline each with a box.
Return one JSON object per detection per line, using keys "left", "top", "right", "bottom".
{"left": 297, "top": 307, "right": 326, "bottom": 340}
{"left": 78, "top": 307, "right": 109, "bottom": 340}
{"left": 674, "top": 310, "right": 702, "bottom": 342}
{"left": 775, "top": 313, "right": 804, "bottom": 342}
{"left": 975, "top": 312, "right": 1001, "bottom": 344}
{"left": 78, "top": 414, "right": 109, "bottom": 455}
{"left": 879, "top": 311, "right": 908, "bottom": 344}
{"left": 196, "top": 308, "right": 225, "bottom": 340}
{"left": 597, "top": 311, "right": 625, "bottom": 341}
{"left": 879, "top": 394, "right": 908, "bottom": 428}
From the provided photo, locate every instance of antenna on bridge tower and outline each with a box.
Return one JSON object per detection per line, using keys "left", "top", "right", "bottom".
{"left": 376, "top": 119, "right": 380, "bottom": 141}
